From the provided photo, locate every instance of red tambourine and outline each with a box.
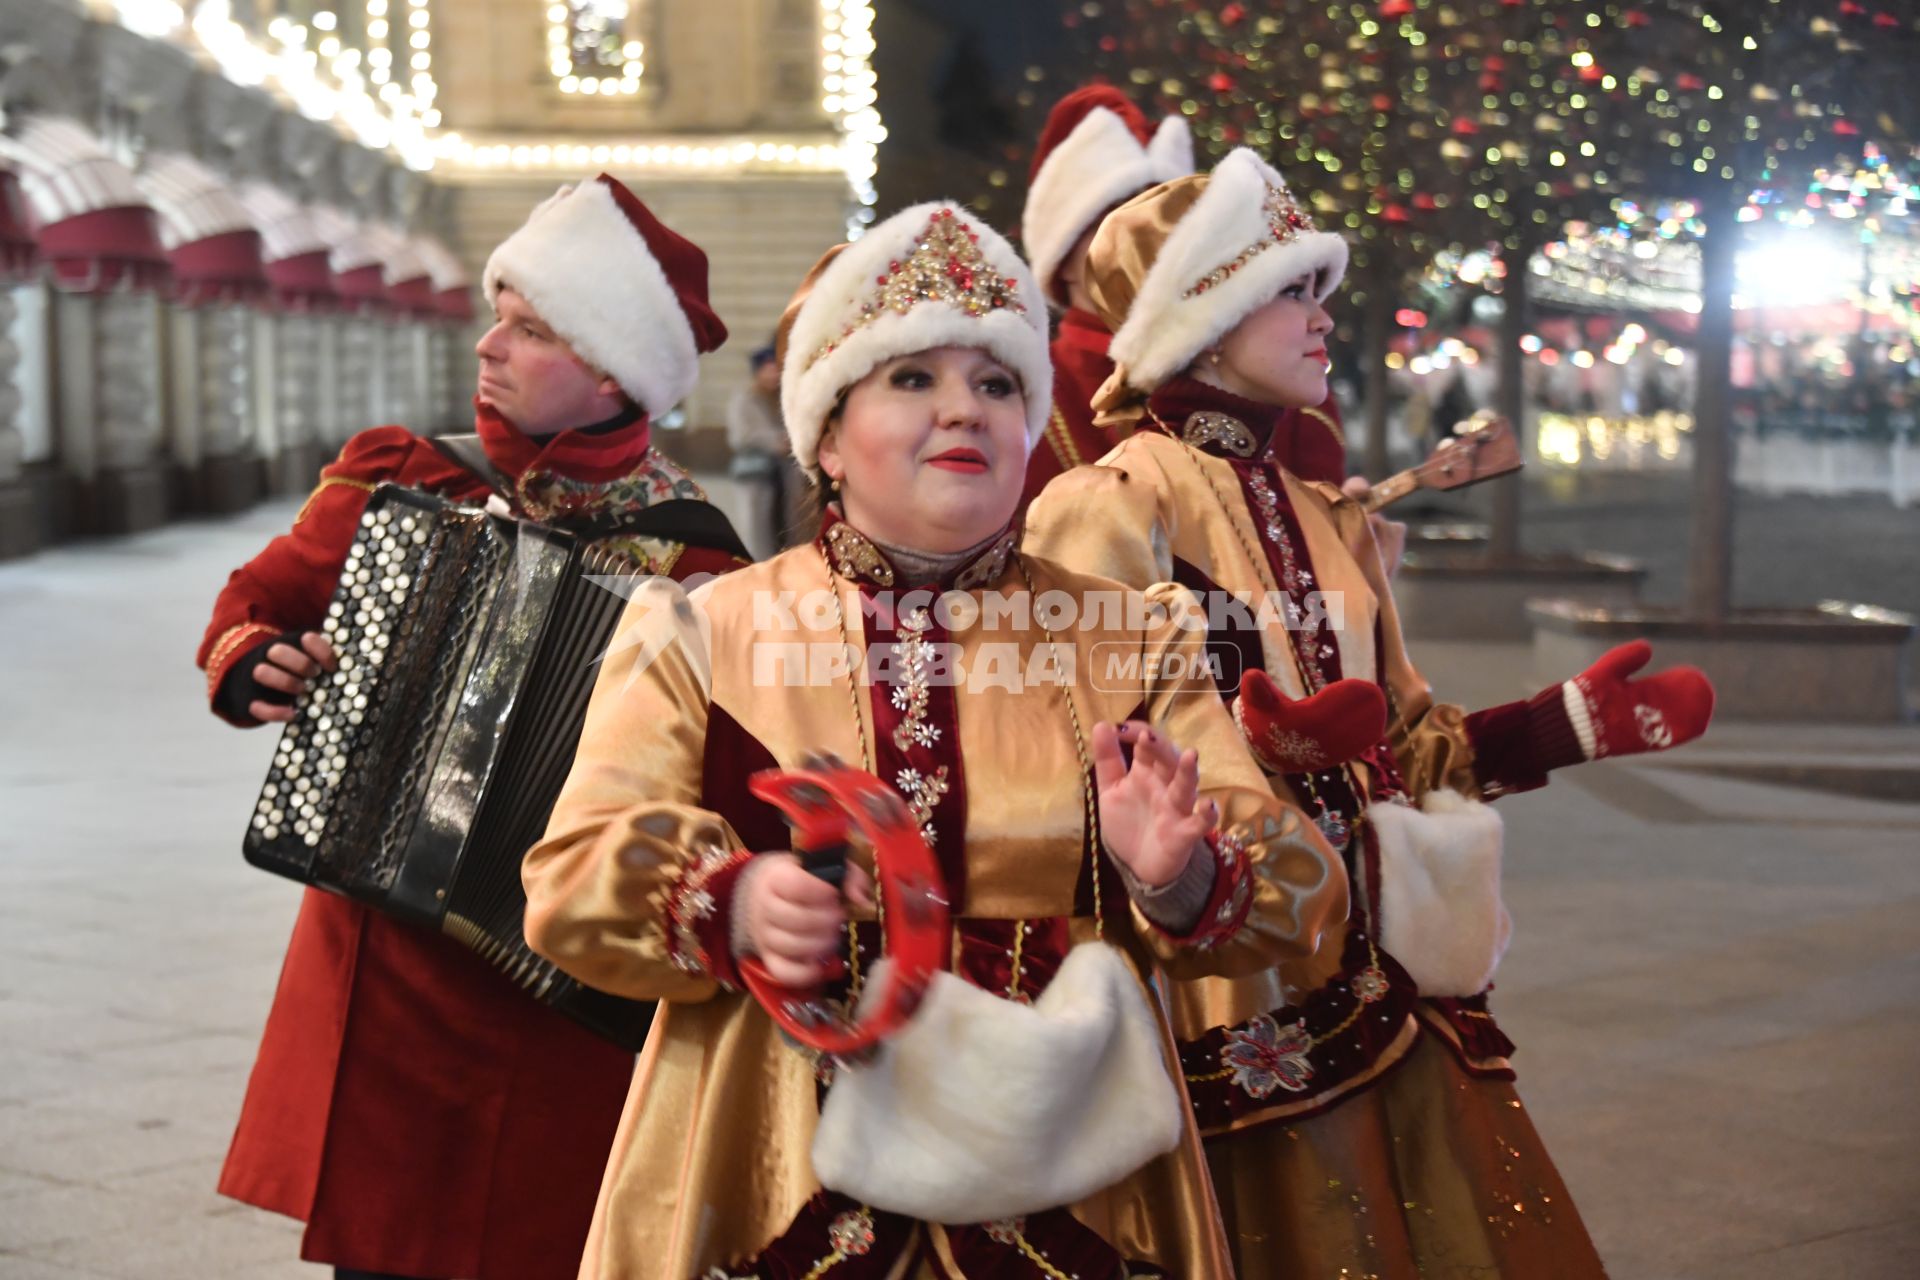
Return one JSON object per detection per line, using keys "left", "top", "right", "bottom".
{"left": 740, "top": 755, "right": 950, "bottom": 1057}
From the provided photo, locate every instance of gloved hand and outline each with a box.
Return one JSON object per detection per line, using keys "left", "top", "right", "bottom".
{"left": 1558, "top": 639, "right": 1714, "bottom": 761}
{"left": 1233, "top": 671, "right": 1388, "bottom": 775}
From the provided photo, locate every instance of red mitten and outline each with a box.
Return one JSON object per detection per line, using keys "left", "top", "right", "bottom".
{"left": 1234, "top": 671, "right": 1388, "bottom": 774}
{"left": 1561, "top": 640, "right": 1714, "bottom": 760}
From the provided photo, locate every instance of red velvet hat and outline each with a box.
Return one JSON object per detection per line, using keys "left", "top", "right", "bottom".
{"left": 1022, "top": 85, "right": 1195, "bottom": 301}
{"left": 483, "top": 174, "right": 728, "bottom": 413}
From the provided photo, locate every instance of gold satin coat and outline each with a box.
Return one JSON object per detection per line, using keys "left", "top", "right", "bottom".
{"left": 523, "top": 539, "right": 1348, "bottom": 1278}
{"left": 1026, "top": 435, "right": 1610, "bottom": 1280}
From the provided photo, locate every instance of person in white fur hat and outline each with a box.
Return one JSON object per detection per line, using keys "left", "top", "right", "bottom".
{"left": 195, "top": 174, "right": 746, "bottom": 1280}
{"left": 1018, "top": 84, "right": 1193, "bottom": 504}
{"left": 1027, "top": 148, "right": 1707, "bottom": 1278}
{"left": 523, "top": 200, "right": 1348, "bottom": 1277}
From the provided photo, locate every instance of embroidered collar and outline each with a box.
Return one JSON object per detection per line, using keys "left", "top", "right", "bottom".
{"left": 816, "top": 507, "right": 1019, "bottom": 592}
{"left": 471, "top": 400, "right": 704, "bottom": 527}
{"left": 1144, "top": 376, "right": 1288, "bottom": 460}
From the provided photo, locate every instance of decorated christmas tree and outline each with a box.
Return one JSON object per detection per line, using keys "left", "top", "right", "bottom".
{"left": 1054, "top": 0, "right": 1919, "bottom": 619}
{"left": 1572, "top": 0, "right": 1920, "bottom": 618}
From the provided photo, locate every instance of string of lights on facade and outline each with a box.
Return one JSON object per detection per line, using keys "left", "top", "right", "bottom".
{"left": 104, "top": 0, "right": 884, "bottom": 221}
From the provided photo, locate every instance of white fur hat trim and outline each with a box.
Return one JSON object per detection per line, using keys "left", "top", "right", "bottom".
{"left": 1108, "top": 148, "right": 1349, "bottom": 396}
{"left": 781, "top": 202, "right": 1051, "bottom": 478}
{"left": 1023, "top": 108, "right": 1194, "bottom": 299}
{"left": 482, "top": 179, "right": 698, "bottom": 414}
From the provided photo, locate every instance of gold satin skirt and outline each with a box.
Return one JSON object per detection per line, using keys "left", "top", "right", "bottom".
{"left": 1208, "top": 1034, "right": 1607, "bottom": 1280}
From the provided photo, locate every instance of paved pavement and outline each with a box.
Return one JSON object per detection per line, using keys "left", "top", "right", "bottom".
{"left": 1430, "top": 470, "right": 1920, "bottom": 620}
{"left": 1, "top": 489, "right": 1917, "bottom": 1279}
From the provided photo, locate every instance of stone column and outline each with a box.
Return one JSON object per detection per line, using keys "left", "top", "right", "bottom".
{"left": 0, "top": 284, "right": 36, "bottom": 558}
{"left": 314, "top": 314, "right": 343, "bottom": 452}
{"left": 192, "top": 301, "right": 261, "bottom": 511}
{"left": 379, "top": 315, "right": 424, "bottom": 429}
{"left": 265, "top": 308, "right": 327, "bottom": 490}
{"left": 426, "top": 323, "right": 457, "bottom": 433}
{"left": 56, "top": 288, "right": 170, "bottom": 534}
{"left": 334, "top": 312, "right": 382, "bottom": 441}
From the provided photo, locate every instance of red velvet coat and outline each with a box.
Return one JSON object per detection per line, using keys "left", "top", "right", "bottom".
{"left": 1020, "top": 308, "right": 1125, "bottom": 508}
{"left": 1020, "top": 307, "right": 1355, "bottom": 506}
{"left": 197, "top": 409, "right": 745, "bottom": 1279}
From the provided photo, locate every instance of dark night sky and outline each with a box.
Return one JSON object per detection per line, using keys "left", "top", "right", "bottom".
{"left": 871, "top": 0, "right": 1081, "bottom": 231}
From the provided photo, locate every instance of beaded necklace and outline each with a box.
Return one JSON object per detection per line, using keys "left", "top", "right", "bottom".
{"left": 1150, "top": 409, "right": 1373, "bottom": 858}
{"left": 820, "top": 547, "right": 1105, "bottom": 1003}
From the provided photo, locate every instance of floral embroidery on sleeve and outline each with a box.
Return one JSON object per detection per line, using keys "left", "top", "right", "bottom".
{"left": 1141, "top": 827, "right": 1254, "bottom": 951}
{"left": 665, "top": 844, "right": 754, "bottom": 985}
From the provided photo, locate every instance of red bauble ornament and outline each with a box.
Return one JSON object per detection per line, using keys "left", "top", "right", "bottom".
{"left": 1675, "top": 73, "right": 1705, "bottom": 91}
{"left": 1380, "top": 0, "right": 1414, "bottom": 18}
{"left": 1839, "top": 2, "right": 1866, "bottom": 15}
{"left": 1451, "top": 117, "right": 1480, "bottom": 135}
{"left": 1220, "top": 2, "right": 1248, "bottom": 25}
{"left": 1372, "top": 92, "right": 1394, "bottom": 111}
{"left": 1874, "top": 12, "right": 1901, "bottom": 28}
{"left": 1624, "top": 8, "right": 1650, "bottom": 25}
{"left": 1210, "top": 71, "right": 1236, "bottom": 93}
{"left": 1835, "top": 119, "right": 1862, "bottom": 136}
{"left": 1578, "top": 62, "right": 1604, "bottom": 83}
{"left": 1383, "top": 203, "right": 1412, "bottom": 224}
{"left": 1099, "top": 34, "right": 1119, "bottom": 52}
{"left": 1413, "top": 193, "right": 1437, "bottom": 212}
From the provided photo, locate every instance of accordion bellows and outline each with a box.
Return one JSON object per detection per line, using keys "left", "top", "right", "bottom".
{"left": 244, "top": 486, "right": 654, "bottom": 1048}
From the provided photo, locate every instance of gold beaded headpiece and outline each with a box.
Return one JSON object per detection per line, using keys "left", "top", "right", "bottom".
{"left": 778, "top": 202, "right": 1052, "bottom": 478}
{"left": 1086, "top": 149, "right": 1348, "bottom": 426}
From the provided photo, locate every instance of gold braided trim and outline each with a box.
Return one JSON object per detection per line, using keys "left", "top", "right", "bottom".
{"left": 1193, "top": 1016, "right": 1422, "bottom": 1138}
{"left": 204, "top": 622, "right": 277, "bottom": 697}
{"left": 1044, "top": 402, "right": 1086, "bottom": 471}
{"left": 798, "top": 1249, "right": 850, "bottom": 1280}
{"left": 1413, "top": 1001, "right": 1513, "bottom": 1074}
{"left": 1010, "top": 1229, "right": 1076, "bottom": 1280}
{"left": 1185, "top": 937, "right": 1382, "bottom": 1082}
{"left": 1300, "top": 404, "right": 1344, "bottom": 448}
{"left": 795, "top": 1205, "right": 881, "bottom": 1280}
{"left": 294, "top": 475, "right": 378, "bottom": 526}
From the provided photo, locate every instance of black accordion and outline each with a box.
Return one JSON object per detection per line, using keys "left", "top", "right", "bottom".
{"left": 243, "top": 484, "right": 739, "bottom": 1049}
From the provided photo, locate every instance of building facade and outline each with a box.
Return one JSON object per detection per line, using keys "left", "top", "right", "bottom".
{"left": 0, "top": 0, "right": 869, "bottom": 556}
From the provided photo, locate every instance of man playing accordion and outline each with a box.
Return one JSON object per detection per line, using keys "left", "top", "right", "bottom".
{"left": 195, "top": 175, "right": 746, "bottom": 1280}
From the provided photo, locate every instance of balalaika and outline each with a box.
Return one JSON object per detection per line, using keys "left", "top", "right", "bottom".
{"left": 242, "top": 483, "right": 743, "bottom": 1050}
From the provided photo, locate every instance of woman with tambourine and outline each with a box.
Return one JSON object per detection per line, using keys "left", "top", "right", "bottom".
{"left": 523, "top": 202, "right": 1348, "bottom": 1278}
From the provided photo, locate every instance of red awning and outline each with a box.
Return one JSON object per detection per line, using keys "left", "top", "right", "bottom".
{"left": 263, "top": 249, "right": 337, "bottom": 312}
{"left": 386, "top": 272, "right": 435, "bottom": 316}
{"left": 35, "top": 205, "right": 170, "bottom": 294}
{"left": 435, "top": 284, "right": 475, "bottom": 323}
{"left": 170, "top": 228, "right": 270, "bottom": 308}
{"left": 332, "top": 262, "right": 389, "bottom": 311}
{"left": 0, "top": 170, "right": 36, "bottom": 280}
